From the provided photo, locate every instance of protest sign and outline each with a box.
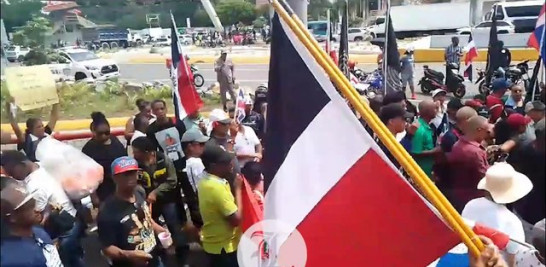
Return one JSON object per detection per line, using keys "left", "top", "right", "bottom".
{"left": 5, "top": 65, "right": 59, "bottom": 111}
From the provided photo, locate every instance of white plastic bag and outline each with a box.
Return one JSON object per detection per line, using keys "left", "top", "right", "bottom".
{"left": 36, "top": 137, "right": 104, "bottom": 200}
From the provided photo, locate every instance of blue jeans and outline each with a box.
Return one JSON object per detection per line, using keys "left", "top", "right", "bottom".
{"left": 152, "top": 201, "right": 188, "bottom": 264}
{"left": 58, "top": 220, "right": 86, "bottom": 267}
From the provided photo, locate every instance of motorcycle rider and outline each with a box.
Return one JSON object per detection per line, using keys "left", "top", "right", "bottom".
{"left": 400, "top": 48, "right": 416, "bottom": 100}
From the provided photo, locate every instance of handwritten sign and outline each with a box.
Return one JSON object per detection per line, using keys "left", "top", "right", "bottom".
{"left": 5, "top": 65, "right": 59, "bottom": 111}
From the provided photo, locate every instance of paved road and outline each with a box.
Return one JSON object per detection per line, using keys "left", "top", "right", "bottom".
{"left": 118, "top": 62, "right": 501, "bottom": 101}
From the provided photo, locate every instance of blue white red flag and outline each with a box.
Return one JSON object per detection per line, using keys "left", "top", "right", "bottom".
{"left": 263, "top": 12, "right": 459, "bottom": 266}
{"left": 235, "top": 88, "right": 246, "bottom": 124}
{"left": 528, "top": 3, "right": 545, "bottom": 64}
{"left": 170, "top": 14, "right": 203, "bottom": 122}
{"left": 463, "top": 33, "right": 478, "bottom": 82}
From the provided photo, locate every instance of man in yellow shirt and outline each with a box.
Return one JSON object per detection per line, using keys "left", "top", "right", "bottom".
{"left": 198, "top": 145, "right": 242, "bottom": 266}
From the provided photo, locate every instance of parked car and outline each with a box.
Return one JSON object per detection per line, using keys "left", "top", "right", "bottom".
{"left": 153, "top": 37, "right": 171, "bottom": 47}
{"left": 5, "top": 46, "right": 30, "bottom": 62}
{"left": 348, "top": 28, "right": 367, "bottom": 41}
{"left": 457, "top": 20, "right": 515, "bottom": 35}
{"left": 56, "top": 48, "right": 120, "bottom": 81}
{"left": 181, "top": 34, "right": 192, "bottom": 45}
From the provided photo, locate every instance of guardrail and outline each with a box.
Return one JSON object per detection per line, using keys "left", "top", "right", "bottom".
{"left": 4, "top": 128, "right": 125, "bottom": 145}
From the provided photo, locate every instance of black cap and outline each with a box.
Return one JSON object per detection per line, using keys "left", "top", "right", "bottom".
{"left": 379, "top": 103, "right": 414, "bottom": 124}
{"left": 382, "top": 91, "right": 406, "bottom": 106}
{"left": 447, "top": 98, "right": 464, "bottom": 111}
{"left": 131, "top": 137, "right": 157, "bottom": 152}
{"left": 201, "top": 145, "right": 235, "bottom": 168}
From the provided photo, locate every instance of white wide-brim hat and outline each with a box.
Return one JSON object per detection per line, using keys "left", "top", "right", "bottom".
{"left": 477, "top": 162, "right": 533, "bottom": 204}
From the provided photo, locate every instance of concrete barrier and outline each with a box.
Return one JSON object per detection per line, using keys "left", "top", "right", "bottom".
{"left": 429, "top": 33, "right": 536, "bottom": 49}
{"left": 121, "top": 48, "right": 537, "bottom": 65}
{"left": 408, "top": 48, "right": 538, "bottom": 63}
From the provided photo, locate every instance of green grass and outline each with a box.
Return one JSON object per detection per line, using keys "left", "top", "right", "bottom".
{"left": 0, "top": 81, "right": 221, "bottom": 123}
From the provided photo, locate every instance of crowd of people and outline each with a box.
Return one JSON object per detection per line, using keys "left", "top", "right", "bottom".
{"left": 1, "top": 53, "right": 545, "bottom": 267}
{"left": 372, "top": 77, "right": 545, "bottom": 266}
{"left": 0, "top": 86, "right": 266, "bottom": 267}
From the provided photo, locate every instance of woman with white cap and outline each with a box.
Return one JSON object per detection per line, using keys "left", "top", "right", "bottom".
{"left": 462, "top": 162, "right": 534, "bottom": 267}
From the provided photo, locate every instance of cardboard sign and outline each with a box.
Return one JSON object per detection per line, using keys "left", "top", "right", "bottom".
{"left": 5, "top": 65, "right": 59, "bottom": 111}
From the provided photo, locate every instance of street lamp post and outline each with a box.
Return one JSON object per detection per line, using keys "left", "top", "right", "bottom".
{"left": 286, "top": 0, "right": 308, "bottom": 26}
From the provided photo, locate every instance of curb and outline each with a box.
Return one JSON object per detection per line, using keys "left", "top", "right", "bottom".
{"left": 126, "top": 54, "right": 379, "bottom": 64}
{"left": 117, "top": 48, "right": 538, "bottom": 65}
{"left": 1, "top": 112, "right": 211, "bottom": 134}
{"left": 409, "top": 48, "right": 538, "bottom": 63}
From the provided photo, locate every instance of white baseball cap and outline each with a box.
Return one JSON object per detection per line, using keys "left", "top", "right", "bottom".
{"left": 208, "top": 109, "right": 231, "bottom": 124}
{"left": 431, "top": 89, "right": 447, "bottom": 98}
{"left": 477, "top": 162, "right": 533, "bottom": 204}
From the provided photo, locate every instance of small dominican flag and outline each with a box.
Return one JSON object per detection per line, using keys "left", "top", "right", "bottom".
{"left": 234, "top": 88, "right": 246, "bottom": 124}
{"left": 463, "top": 33, "right": 478, "bottom": 82}
{"left": 528, "top": 3, "right": 545, "bottom": 66}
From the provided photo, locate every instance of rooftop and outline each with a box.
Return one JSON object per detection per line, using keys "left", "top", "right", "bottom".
{"left": 42, "top": 1, "right": 79, "bottom": 13}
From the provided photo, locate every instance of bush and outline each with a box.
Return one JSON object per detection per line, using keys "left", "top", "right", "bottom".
{"left": 23, "top": 49, "right": 69, "bottom": 66}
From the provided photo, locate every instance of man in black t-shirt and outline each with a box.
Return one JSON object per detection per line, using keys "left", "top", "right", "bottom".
{"left": 97, "top": 156, "right": 167, "bottom": 267}
{"left": 241, "top": 97, "right": 265, "bottom": 140}
{"left": 146, "top": 100, "right": 186, "bottom": 169}
{"left": 145, "top": 100, "right": 201, "bottom": 230}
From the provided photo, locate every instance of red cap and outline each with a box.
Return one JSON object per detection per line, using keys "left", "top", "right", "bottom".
{"left": 506, "top": 113, "right": 532, "bottom": 129}
{"left": 472, "top": 223, "right": 510, "bottom": 250}
{"left": 465, "top": 100, "right": 483, "bottom": 108}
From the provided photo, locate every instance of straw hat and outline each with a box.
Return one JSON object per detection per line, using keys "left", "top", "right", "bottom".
{"left": 477, "top": 162, "right": 533, "bottom": 204}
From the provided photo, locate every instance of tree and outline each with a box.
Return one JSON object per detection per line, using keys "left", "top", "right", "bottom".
{"left": 193, "top": 8, "right": 214, "bottom": 27}
{"left": 12, "top": 16, "right": 52, "bottom": 48}
{"left": 216, "top": 0, "right": 256, "bottom": 26}
{"left": 1, "top": 0, "right": 42, "bottom": 32}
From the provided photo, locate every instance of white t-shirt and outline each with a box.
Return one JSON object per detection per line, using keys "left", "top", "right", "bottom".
{"left": 127, "top": 130, "right": 147, "bottom": 157}
{"left": 185, "top": 157, "right": 205, "bottom": 193}
{"left": 129, "top": 130, "right": 147, "bottom": 145}
{"left": 462, "top": 197, "right": 525, "bottom": 256}
{"left": 233, "top": 126, "right": 260, "bottom": 167}
{"left": 25, "top": 166, "right": 77, "bottom": 217}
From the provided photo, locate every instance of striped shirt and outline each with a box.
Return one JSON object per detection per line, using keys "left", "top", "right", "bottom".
{"left": 445, "top": 44, "right": 462, "bottom": 65}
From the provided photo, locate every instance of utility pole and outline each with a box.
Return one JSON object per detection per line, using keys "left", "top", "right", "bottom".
{"left": 363, "top": 0, "right": 369, "bottom": 21}
{"left": 287, "top": 0, "right": 308, "bottom": 26}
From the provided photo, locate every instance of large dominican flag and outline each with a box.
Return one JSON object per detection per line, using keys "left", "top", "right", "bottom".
{"left": 263, "top": 13, "right": 459, "bottom": 266}
{"left": 528, "top": 3, "right": 545, "bottom": 65}
{"left": 170, "top": 14, "right": 203, "bottom": 122}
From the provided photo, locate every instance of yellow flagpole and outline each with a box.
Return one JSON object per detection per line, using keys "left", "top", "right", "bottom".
{"left": 276, "top": 0, "right": 484, "bottom": 254}
{"left": 269, "top": 0, "right": 483, "bottom": 256}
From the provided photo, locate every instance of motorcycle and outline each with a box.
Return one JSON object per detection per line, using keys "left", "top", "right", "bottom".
{"left": 191, "top": 64, "right": 205, "bottom": 88}
{"left": 355, "top": 69, "right": 383, "bottom": 98}
{"left": 476, "top": 60, "right": 530, "bottom": 95}
{"left": 351, "top": 68, "right": 368, "bottom": 82}
{"left": 200, "top": 37, "right": 217, "bottom": 48}
{"left": 216, "top": 39, "right": 227, "bottom": 47}
{"left": 419, "top": 63, "right": 466, "bottom": 98}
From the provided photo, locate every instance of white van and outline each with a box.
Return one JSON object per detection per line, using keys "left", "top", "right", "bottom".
{"left": 484, "top": 0, "right": 543, "bottom": 33}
